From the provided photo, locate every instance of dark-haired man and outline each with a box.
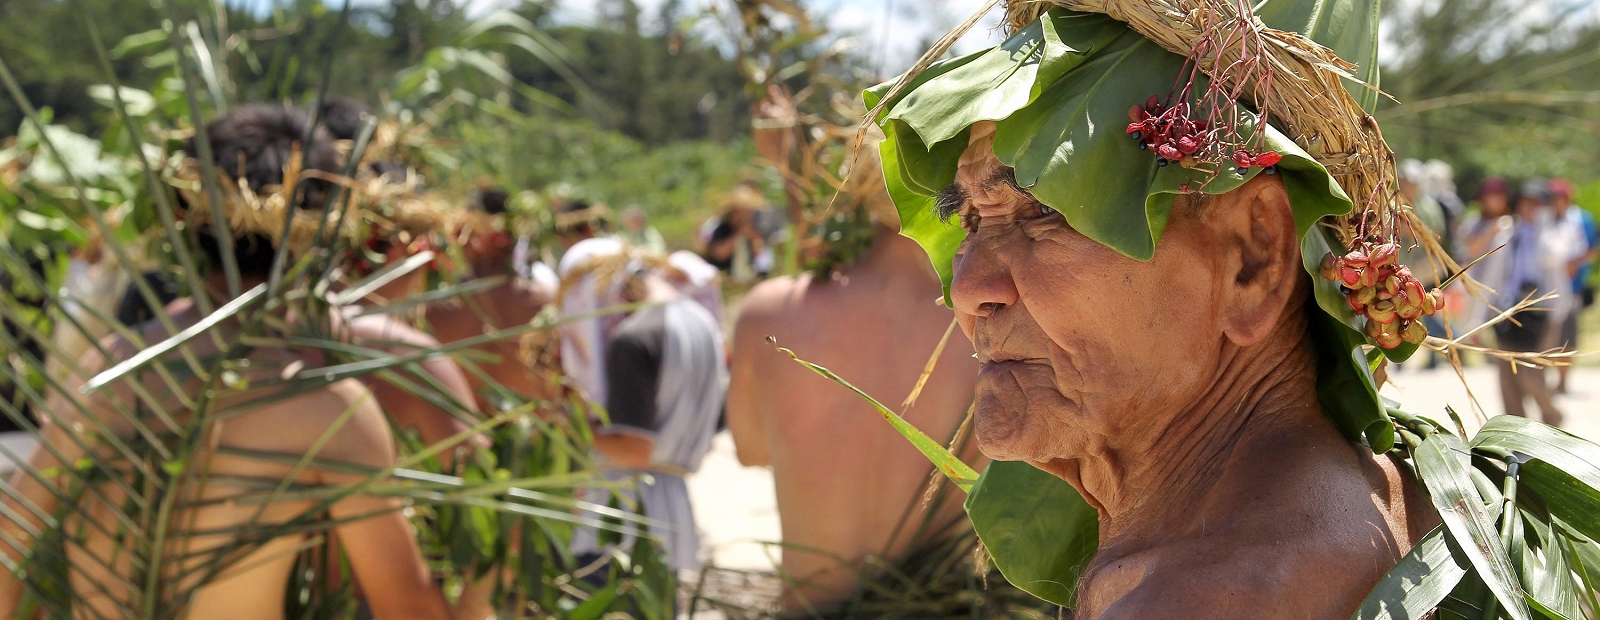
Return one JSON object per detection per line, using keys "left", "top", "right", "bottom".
{"left": 0, "top": 105, "right": 453, "bottom": 619}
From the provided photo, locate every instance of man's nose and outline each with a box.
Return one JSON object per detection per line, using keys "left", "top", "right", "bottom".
{"left": 950, "top": 239, "right": 1019, "bottom": 319}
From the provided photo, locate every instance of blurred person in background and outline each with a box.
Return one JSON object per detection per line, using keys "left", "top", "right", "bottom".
{"left": 1423, "top": 160, "right": 1466, "bottom": 255}
{"left": 555, "top": 200, "right": 626, "bottom": 408}
{"left": 1397, "top": 160, "right": 1449, "bottom": 369}
{"left": 727, "top": 131, "right": 983, "bottom": 610}
{"left": 1494, "top": 179, "right": 1576, "bottom": 425}
{"left": 1455, "top": 177, "right": 1515, "bottom": 338}
{"left": 667, "top": 249, "right": 725, "bottom": 328}
{"left": 1549, "top": 178, "right": 1596, "bottom": 393}
{"left": 570, "top": 251, "right": 727, "bottom": 575}
{"left": 426, "top": 187, "right": 562, "bottom": 410}
{"left": 700, "top": 186, "right": 770, "bottom": 284}
{"left": 619, "top": 206, "right": 667, "bottom": 254}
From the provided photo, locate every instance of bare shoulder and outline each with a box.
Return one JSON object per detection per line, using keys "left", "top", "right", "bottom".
{"left": 1087, "top": 521, "right": 1392, "bottom": 620}
{"left": 735, "top": 274, "right": 813, "bottom": 331}
{"left": 227, "top": 378, "right": 395, "bottom": 471}
{"left": 731, "top": 275, "right": 816, "bottom": 362}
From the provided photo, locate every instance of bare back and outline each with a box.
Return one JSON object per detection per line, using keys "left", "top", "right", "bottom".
{"left": 728, "top": 238, "right": 983, "bottom": 609}
{"left": 426, "top": 275, "right": 560, "bottom": 410}
{"left": 0, "top": 300, "right": 449, "bottom": 620}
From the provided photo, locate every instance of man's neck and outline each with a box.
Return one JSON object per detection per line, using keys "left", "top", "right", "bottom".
{"left": 1074, "top": 312, "right": 1332, "bottom": 552}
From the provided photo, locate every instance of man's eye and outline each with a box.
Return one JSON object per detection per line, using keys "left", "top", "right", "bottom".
{"left": 1034, "top": 203, "right": 1059, "bottom": 219}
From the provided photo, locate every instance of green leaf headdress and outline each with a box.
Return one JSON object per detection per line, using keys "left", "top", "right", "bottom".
{"left": 867, "top": 0, "right": 1445, "bottom": 454}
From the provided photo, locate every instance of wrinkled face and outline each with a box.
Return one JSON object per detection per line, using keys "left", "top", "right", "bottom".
{"left": 945, "top": 124, "right": 1230, "bottom": 475}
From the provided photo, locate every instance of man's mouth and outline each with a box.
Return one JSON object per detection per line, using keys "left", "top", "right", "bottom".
{"left": 976, "top": 348, "right": 1048, "bottom": 365}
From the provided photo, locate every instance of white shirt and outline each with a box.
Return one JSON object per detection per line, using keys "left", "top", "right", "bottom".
{"left": 557, "top": 236, "right": 626, "bottom": 407}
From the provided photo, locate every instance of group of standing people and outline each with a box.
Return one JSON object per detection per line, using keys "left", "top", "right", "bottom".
{"left": 1443, "top": 171, "right": 1597, "bottom": 421}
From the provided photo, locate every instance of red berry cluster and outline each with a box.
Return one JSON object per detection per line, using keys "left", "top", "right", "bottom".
{"left": 1230, "top": 149, "right": 1281, "bottom": 170}
{"left": 1126, "top": 95, "right": 1283, "bottom": 173}
{"left": 1318, "top": 242, "right": 1444, "bottom": 349}
{"left": 1127, "top": 96, "right": 1209, "bottom": 166}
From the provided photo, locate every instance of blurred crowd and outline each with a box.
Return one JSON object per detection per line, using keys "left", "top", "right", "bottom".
{"left": 1403, "top": 160, "right": 1597, "bottom": 422}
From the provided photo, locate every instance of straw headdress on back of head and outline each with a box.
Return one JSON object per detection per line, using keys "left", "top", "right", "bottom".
{"left": 166, "top": 143, "right": 364, "bottom": 260}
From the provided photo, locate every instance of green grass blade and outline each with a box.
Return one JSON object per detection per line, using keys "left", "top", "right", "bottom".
{"left": 164, "top": 7, "right": 241, "bottom": 299}
{"left": 775, "top": 344, "right": 978, "bottom": 491}
{"left": 83, "top": 284, "right": 267, "bottom": 394}
{"left": 330, "top": 252, "right": 437, "bottom": 306}
{"left": 75, "top": 2, "right": 213, "bottom": 317}
{"left": 349, "top": 275, "right": 508, "bottom": 318}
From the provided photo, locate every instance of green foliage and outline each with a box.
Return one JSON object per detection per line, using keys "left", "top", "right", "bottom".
{"left": 1376, "top": 0, "right": 1600, "bottom": 188}
{"left": 0, "top": 2, "right": 680, "bottom": 618}
{"left": 964, "top": 461, "right": 1096, "bottom": 607}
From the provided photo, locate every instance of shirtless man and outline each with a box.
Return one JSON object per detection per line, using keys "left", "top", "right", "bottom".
{"left": 0, "top": 106, "right": 451, "bottom": 619}
{"left": 728, "top": 148, "right": 981, "bottom": 608}
{"left": 867, "top": 2, "right": 1445, "bottom": 615}
{"left": 425, "top": 188, "right": 560, "bottom": 411}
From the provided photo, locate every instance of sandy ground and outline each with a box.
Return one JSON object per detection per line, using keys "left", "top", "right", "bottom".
{"left": 687, "top": 364, "right": 1600, "bottom": 572}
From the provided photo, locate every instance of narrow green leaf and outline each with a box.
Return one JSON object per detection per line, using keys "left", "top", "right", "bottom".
{"left": 776, "top": 346, "right": 979, "bottom": 491}
{"left": 83, "top": 284, "right": 267, "bottom": 394}
{"left": 569, "top": 584, "right": 620, "bottom": 620}
{"left": 1414, "top": 433, "right": 1531, "bottom": 620}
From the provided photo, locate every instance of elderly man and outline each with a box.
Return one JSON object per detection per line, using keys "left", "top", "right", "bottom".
{"left": 861, "top": 0, "right": 1453, "bottom": 616}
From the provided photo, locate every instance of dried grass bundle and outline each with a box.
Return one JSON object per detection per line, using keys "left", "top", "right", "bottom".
{"left": 357, "top": 170, "right": 448, "bottom": 244}
{"left": 166, "top": 152, "right": 363, "bottom": 258}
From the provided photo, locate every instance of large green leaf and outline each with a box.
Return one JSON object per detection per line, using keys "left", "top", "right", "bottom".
{"left": 876, "top": 131, "right": 963, "bottom": 300}
{"left": 886, "top": 10, "right": 1123, "bottom": 146}
{"left": 1351, "top": 525, "right": 1469, "bottom": 620}
{"left": 1471, "top": 416, "right": 1600, "bottom": 543}
{"left": 987, "top": 31, "right": 1180, "bottom": 260}
{"left": 1414, "top": 433, "right": 1532, "bottom": 620}
{"left": 964, "top": 460, "right": 1097, "bottom": 607}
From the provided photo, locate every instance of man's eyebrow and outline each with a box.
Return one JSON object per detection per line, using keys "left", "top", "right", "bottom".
{"left": 935, "top": 183, "right": 967, "bottom": 223}
{"left": 987, "top": 166, "right": 1022, "bottom": 194}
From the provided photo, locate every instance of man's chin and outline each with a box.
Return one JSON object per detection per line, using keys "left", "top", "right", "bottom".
{"left": 973, "top": 360, "right": 1080, "bottom": 462}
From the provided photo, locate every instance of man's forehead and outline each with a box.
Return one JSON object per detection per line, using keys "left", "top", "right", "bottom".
{"left": 955, "top": 121, "right": 1003, "bottom": 188}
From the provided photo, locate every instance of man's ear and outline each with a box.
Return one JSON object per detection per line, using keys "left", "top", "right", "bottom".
{"left": 1209, "top": 175, "right": 1299, "bottom": 346}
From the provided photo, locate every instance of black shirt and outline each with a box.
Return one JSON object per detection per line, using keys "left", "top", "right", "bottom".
{"left": 605, "top": 305, "right": 667, "bottom": 435}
